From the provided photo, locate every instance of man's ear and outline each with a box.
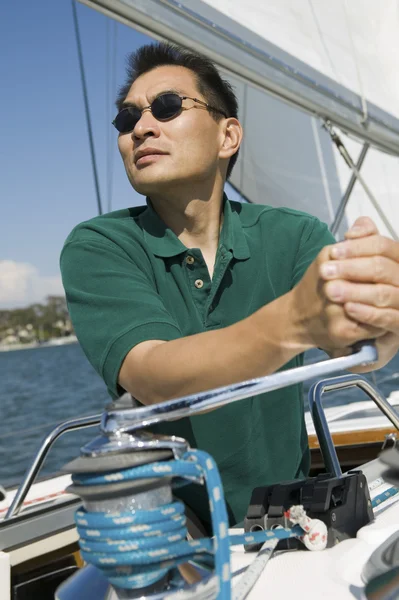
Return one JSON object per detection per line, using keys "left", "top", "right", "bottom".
{"left": 219, "top": 118, "right": 242, "bottom": 160}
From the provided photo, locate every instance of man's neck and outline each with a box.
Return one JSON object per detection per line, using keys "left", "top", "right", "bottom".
{"left": 149, "top": 183, "right": 225, "bottom": 254}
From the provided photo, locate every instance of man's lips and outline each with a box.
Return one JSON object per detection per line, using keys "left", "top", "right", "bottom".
{"left": 134, "top": 149, "right": 168, "bottom": 165}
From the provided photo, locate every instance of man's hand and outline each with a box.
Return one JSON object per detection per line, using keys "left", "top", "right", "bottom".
{"left": 290, "top": 227, "right": 386, "bottom": 354}
{"left": 321, "top": 217, "right": 399, "bottom": 370}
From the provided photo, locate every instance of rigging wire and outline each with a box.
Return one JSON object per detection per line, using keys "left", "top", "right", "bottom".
{"left": 330, "top": 142, "right": 370, "bottom": 236}
{"left": 105, "top": 19, "right": 110, "bottom": 213}
{"left": 106, "top": 19, "right": 117, "bottom": 213}
{"left": 324, "top": 120, "right": 398, "bottom": 241}
{"left": 71, "top": 0, "right": 103, "bottom": 216}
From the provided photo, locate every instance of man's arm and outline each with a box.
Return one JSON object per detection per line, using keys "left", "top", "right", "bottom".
{"left": 119, "top": 291, "right": 301, "bottom": 404}
{"left": 119, "top": 244, "right": 384, "bottom": 405}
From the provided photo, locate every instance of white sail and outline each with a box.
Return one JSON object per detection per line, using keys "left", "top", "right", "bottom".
{"left": 201, "top": 0, "right": 399, "bottom": 237}
{"left": 203, "top": 0, "right": 399, "bottom": 120}
{"left": 80, "top": 0, "right": 399, "bottom": 237}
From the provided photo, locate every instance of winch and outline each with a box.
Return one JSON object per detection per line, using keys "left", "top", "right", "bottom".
{"left": 59, "top": 427, "right": 307, "bottom": 600}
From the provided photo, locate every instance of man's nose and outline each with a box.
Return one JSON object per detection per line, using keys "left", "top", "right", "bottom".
{"left": 132, "top": 108, "right": 160, "bottom": 139}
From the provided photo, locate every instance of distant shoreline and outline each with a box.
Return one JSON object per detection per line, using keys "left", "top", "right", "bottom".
{"left": 0, "top": 335, "right": 78, "bottom": 353}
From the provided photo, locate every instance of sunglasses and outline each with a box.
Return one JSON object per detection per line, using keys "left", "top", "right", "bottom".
{"left": 112, "top": 93, "right": 227, "bottom": 134}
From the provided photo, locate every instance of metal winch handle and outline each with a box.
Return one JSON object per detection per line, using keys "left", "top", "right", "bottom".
{"left": 102, "top": 342, "right": 378, "bottom": 435}
{"left": 308, "top": 373, "right": 399, "bottom": 478}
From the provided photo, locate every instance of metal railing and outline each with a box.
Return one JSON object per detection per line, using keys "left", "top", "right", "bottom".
{"left": 5, "top": 414, "right": 101, "bottom": 520}
{"left": 308, "top": 374, "right": 399, "bottom": 478}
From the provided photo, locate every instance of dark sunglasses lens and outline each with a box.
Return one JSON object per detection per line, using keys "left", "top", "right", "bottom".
{"left": 152, "top": 94, "right": 182, "bottom": 120}
{"left": 113, "top": 107, "right": 140, "bottom": 133}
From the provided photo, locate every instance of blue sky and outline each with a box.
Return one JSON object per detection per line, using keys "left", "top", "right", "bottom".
{"left": 0, "top": 0, "right": 242, "bottom": 309}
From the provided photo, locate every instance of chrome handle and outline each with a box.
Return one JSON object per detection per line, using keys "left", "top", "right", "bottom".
{"left": 102, "top": 342, "right": 378, "bottom": 435}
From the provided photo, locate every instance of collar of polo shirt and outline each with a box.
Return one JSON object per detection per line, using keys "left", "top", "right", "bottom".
{"left": 140, "top": 193, "right": 251, "bottom": 260}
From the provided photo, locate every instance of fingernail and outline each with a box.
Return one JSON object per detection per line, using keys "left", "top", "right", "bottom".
{"left": 349, "top": 226, "right": 363, "bottom": 235}
{"left": 321, "top": 263, "right": 338, "bottom": 277}
{"left": 328, "top": 282, "right": 343, "bottom": 300}
{"left": 331, "top": 244, "right": 347, "bottom": 259}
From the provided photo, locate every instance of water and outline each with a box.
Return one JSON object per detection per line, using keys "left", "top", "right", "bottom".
{"left": 0, "top": 343, "right": 109, "bottom": 488}
{"left": 0, "top": 343, "right": 399, "bottom": 489}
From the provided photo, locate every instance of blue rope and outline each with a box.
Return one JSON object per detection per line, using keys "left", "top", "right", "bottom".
{"left": 372, "top": 486, "right": 399, "bottom": 509}
{"left": 73, "top": 450, "right": 304, "bottom": 595}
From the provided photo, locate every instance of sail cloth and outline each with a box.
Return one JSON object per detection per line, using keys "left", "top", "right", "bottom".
{"left": 79, "top": 0, "right": 399, "bottom": 237}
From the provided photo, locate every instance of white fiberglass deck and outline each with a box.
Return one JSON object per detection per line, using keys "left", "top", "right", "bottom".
{"left": 305, "top": 391, "right": 399, "bottom": 436}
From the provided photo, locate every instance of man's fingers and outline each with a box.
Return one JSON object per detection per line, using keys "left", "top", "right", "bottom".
{"left": 345, "top": 302, "right": 399, "bottom": 335}
{"left": 337, "top": 318, "right": 386, "bottom": 341}
{"left": 344, "top": 216, "right": 379, "bottom": 240}
{"left": 323, "top": 301, "right": 386, "bottom": 343}
{"left": 324, "top": 280, "right": 399, "bottom": 309}
{"left": 329, "top": 235, "right": 399, "bottom": 262}
{"left": 320, "top": 256, "right": 399, "bottom": 286}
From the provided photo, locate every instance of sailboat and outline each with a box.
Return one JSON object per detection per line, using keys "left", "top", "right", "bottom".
{"left": 1, "top": 1, "right": 399, "bottom": 598}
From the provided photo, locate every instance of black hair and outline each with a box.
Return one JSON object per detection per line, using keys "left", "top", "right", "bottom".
{"left": 116, "top": 42, "right": 240, "bottom": 179}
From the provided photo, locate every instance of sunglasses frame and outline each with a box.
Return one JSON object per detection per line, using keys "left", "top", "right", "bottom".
{"left": 112, "top": 93, "right": 228, "bottom": 133}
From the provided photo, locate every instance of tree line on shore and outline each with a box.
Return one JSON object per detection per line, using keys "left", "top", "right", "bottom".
{"left": 0, "top": 295, "right": 73, "bottom": 344}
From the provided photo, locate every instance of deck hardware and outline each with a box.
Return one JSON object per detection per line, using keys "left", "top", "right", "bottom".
{"left": 382, "top": 433, "right": 398, "bottom": 451}
{"left": 244, "top": 471, "right": 373, "bottom": 552}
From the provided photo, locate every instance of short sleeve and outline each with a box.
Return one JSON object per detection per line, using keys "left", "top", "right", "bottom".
{"left": 60, "top": 239, "right": 182, "bottom": 398}
{"left": 292, "top": 218, "right": 336, "bottom": 288}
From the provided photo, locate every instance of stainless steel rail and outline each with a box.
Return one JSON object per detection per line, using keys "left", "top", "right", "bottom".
{"left": 102, "top": 343, "right": 377, "bottom": 435}
{"left": 5, "top": 414, "right": 101, "bottom": 520}
{"left": 308, "top": 374, "right": 399, "bottom": 478}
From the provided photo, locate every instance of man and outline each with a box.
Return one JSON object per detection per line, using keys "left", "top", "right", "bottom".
{"left": 61, "top": 42, "right": 399, "bottom": 529}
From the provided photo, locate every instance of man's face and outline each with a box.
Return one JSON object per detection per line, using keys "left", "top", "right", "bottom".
{"left": 117, "top": 65, "right": 227, "bottom": 196}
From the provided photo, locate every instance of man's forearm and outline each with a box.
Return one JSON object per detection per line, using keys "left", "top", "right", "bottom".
{"left": 124, "top": 292, "right": 309, "bottom": 405}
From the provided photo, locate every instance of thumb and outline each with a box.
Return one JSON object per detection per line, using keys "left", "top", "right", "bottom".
{"left": 345, "top": 216, "right": 378, "bottom": 239}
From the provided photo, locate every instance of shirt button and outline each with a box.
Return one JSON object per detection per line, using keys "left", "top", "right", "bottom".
{"left": 186, "top": 255, "right": 195, "bottom": 264}
{"left": 194, "top": 279, "right": 204, "bottom": 289}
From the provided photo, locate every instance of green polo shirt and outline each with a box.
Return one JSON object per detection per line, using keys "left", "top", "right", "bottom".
{"left": 60, "top": 195, "right": 335, "bottom": 528}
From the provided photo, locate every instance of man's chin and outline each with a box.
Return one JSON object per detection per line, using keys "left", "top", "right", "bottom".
{"left": 130, "top": 173, "right": 180, "bottom": 197}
